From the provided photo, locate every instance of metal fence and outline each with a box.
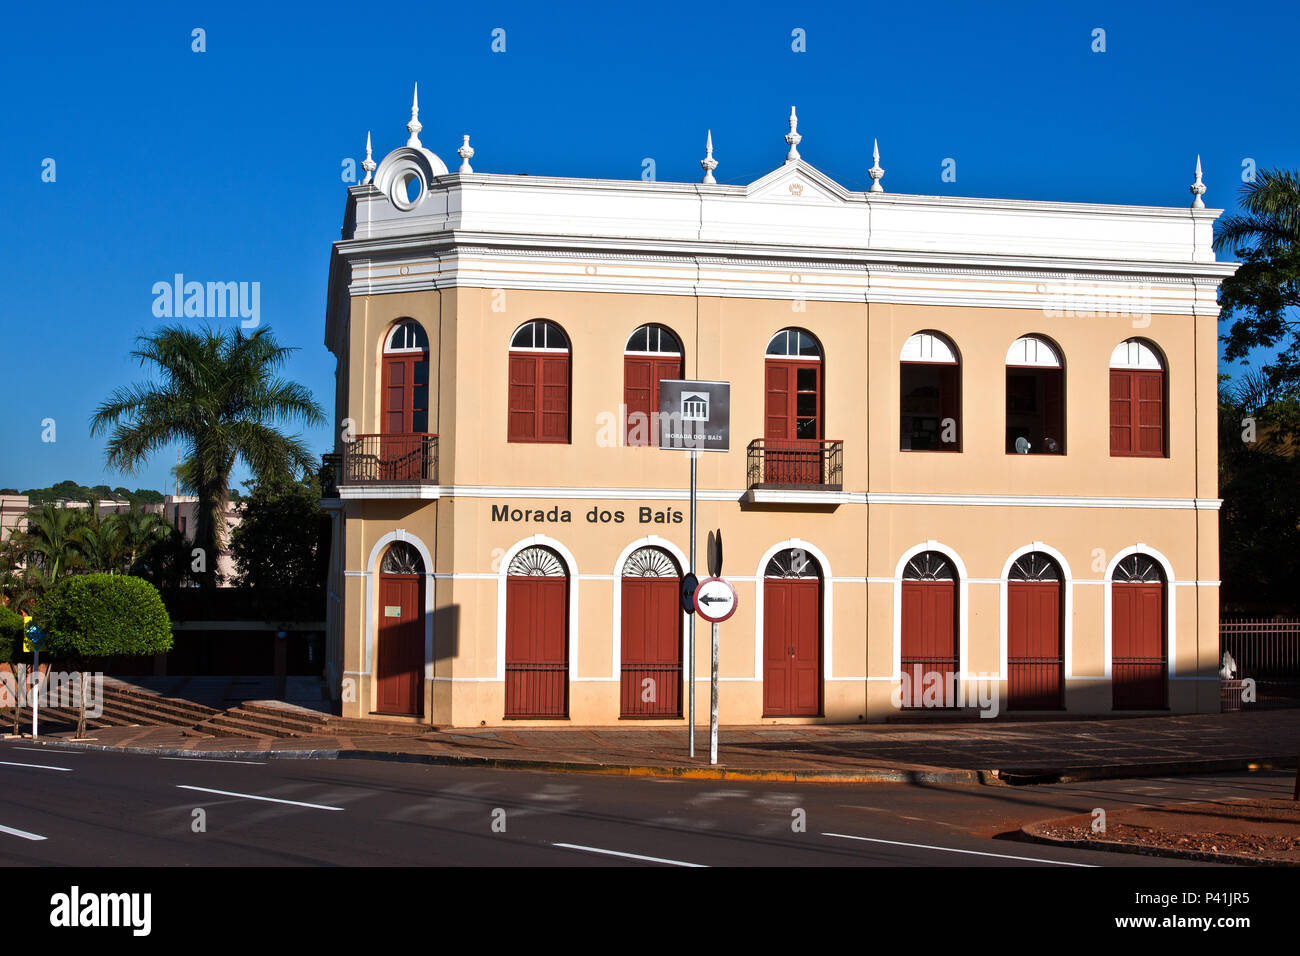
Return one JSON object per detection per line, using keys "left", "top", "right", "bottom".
{"left": 1221, "top": 618, "right": 1300, "bottom": 710}
{"left": 746, "top": 439, "right": 844, "bottom": 490}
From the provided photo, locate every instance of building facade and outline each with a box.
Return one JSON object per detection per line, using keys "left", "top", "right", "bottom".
{"left": 322, "top": 97, "right": 1234, "bottom": 727}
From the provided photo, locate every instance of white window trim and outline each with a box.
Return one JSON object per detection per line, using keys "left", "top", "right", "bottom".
{"left": 1103, "top": 544, "right": 1177, "bottom": 684}
{"left": 364, "top": 530, "right": 436, "bottom": 714}
{"left": 900, "top": 332, "right": 959, "bottom": 365}
{"left": 1109, "top": 340, "right": 1164, "bottom": 370}
{"left": 1006, "top": 335, "right": 1062, "bottom": 368}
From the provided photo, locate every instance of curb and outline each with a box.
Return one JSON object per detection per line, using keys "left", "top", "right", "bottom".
{"left": 18, "top": 739, "right": 988, "bottom": 784}
{"left": 994, "top": 757, "right": 1294, "bottom": 786}
{"left": 1020, "top": 820, "right": 1298, "bottom": 867}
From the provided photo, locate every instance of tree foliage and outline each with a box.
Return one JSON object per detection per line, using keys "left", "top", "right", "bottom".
{"left": 89, "top": 324, "right": 325, "bottom": 589}
{"left": 34, "top": 574, "right": 173, "bottom": 663}
{"left": 229, "top": 472, "right": 329, "bottom": 591}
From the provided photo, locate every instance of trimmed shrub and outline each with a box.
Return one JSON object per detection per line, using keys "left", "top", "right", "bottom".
{"left": 34, "top": 574, "right": 173, "bottom": 665}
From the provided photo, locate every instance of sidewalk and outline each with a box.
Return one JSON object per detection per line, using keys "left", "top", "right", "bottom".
{"left": 18, "top": 709, "right": 1300, "bottom": 785}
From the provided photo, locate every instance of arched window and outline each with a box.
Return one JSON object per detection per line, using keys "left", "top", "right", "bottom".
{"left": 763, "top": 329, "right": 824, "bottom": 484}
{"left": 763, "top": 547, "right": 822, "bottom": 716}
{"left": 382, "top": 320, "right": 430, "bottom": 435}
{"left": 1007, "top": 551, "right": 1064, "bottom": 710}
{"left": 900, "top": 551, "right": 959, "bottom": 709}
{"left": 623, "top": 324, "right": 684, "bottom": 447}
{"left": 620, "top": 546, "right": 682, "bottom": 717}
{"left": 1109, "top": 339, "right": 1166, "bottom": 457}
{"left": 380, "top": 540, "right": 425, "bottom": 574}
{"left": 508, "top": 320, "right": 570, "bottom": 444}
{"left": 1006, "top": 335, "right": 1065, "bottom": 455}
{"left": 900, "top": 331, "right": 961, "bottom": 452}
{"left": 1111, "top": 553, "right": 1167, "bottom": 711}
{"left": 505, "top": 545, "right": 569, "bottom": 718}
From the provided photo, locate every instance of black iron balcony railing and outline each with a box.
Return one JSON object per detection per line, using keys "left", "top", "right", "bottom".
{"left": 746, "top": 438, "right": 844, "bottom": 490}
{"left": 340, "top": 433, "right": 438, "bottom": 485}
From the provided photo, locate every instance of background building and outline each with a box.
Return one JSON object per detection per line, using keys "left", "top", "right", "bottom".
{"left": 322, "top": 97, "right": 1235, "bottom": 726}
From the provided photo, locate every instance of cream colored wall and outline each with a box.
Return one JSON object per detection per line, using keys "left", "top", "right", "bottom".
{"left": 334, "top": 285, "right": 1219, "bottom": 726}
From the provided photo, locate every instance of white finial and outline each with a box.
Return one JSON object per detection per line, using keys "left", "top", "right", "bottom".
{"left": 406, "top": 83, "right": 423, "bottom": 148}
{"left": 868, "top": 138, "right": 885, "bottom": 193}
{"left": 1190, "top": 154, "right": 1206, "bottom": 209}
{"left": 700, "top": 130, "right": 718, "bottom": 184}
{"left": 784, "top": 106, "right": 801, "bottom": 163}
{"left": 458, "top": 134, "right": 475, "bottom": 173}
{"left": 361, "top": 131, "right": 376, "bottom": 184}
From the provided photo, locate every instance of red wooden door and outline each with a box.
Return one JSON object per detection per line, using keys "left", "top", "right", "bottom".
{"left": 763, "top": 578, "right": 821, "bottom": 716}
{"left": 900, "top": 580, "right": 957, "bottom": 708}
{"left": 620, "top": 578, "right": 682, "bottom": 716}
{"left": 382, "top": 353, "right": 429, "bottom": 479}
{"left": 623, "top": 356, "right": 683, "bottom": 446}
{"left": 505, "top": 577, "right": 568, "bottom": 717}
{"left": 1112, "top": 583, "right": 1166, "bottom": 709}
{"left": 764, "top": 361, "right": 822, "bottom": 484}
{"left": 1007, "top": 581, "right": 1063, "bottom": 710}
{"left": 376, "top": 574, "right": 423, "bottom": 716}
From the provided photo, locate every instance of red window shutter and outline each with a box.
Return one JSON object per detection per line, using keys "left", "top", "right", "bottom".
{"left": 539, "top": 355, "right": 570, "bottom": 442}
{"left": 765, "top": 363, "right": 791, "bottom": 440}
{"left": 1110, "top": 371, "right": 1133, "bottom": 454}
{"left": 1135, "top": 370, "right": 1164, "bottom": 456}
{"left": 508, "top": 355, "right": 538, "bottom": 442}
{"left": 938, "top": 363, "right": 960, "bottom": 448}
{"left": 384, "top": 359, "right": 407, "bottom": 434}
{"left": 624, "top": 357, "right": 652, "bottom": 446}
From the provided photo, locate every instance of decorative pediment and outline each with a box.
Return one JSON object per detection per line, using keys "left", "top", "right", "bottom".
{"left": 744, "top": 160, "right": 856, "bottom": 205}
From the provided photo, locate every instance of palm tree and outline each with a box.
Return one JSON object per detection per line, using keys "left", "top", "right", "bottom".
{"left": 90, "top": 325, "right": 325, "bottom": 588}
{"left": 70, "top": 511, "right": 128, "bottom": 574}
{"left": 1213, "top": 168, "right": 1300, "bottom": 254}
{"left": 15, "top": 503, "right": 83, "bottom": 586}
{"left": 115, "top": 510, "right": 172, "bottom": 575}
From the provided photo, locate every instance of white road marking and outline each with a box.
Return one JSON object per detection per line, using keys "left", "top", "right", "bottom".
{"left": 176, "top": 785, "right": 344, "bottom": 811}
{"left": 0, "top": 824, "right": 47, "bottom": 841}
{"left": 553, "top": 842, "right": 707, "bottom": 867}
{"left": 0, "top": 760, "right": 73, "bottom": 772}
{"left": 161, "top": 757, "right": 266, "bottom": 766}
{"left": 822, "top": 832, "right": 1098, "bottom": 867}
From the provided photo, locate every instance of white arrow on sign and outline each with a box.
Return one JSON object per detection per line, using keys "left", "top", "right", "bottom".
{"left": 693, "top": 577, "right": 738, "bottom": 623}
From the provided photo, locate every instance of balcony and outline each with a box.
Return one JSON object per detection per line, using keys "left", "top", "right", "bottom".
{"left": 746, "top": 439, "right": 845, "bottom": 502}
{"left": 336, "top": 433, "right": 439, "bottom": 499}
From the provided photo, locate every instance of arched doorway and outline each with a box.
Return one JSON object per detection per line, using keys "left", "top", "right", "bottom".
{"left": 901, "top": 551, "right": 959, "bottom": 709}
{"left": 763, "top": 547, "right": 822, "bottom": 716}
{"left": 376, "top": 541, "right": 424, "bottom": 717}
{"left": 1111, "top": 554, "right": 1167, "bottom": 709}
{"left": 1007, "top": 552, "right": 1064, "bottom": 710}
{"left": 620, "top": 546, "right": 683, "bottom": 717}
{"left": 505, "top": 545, "right": 569, "bottom": 718}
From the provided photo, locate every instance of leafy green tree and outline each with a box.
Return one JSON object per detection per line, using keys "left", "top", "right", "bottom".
{"left": 1215, "top": 169, "right": 1300, "bottom": 419}
{"left": 229, "top": 472, "right": 329, "bottom": 591}
{"left": 12, "top": 503, "right": 83, "bottom": 588}
{"left": 34, "top": 575, "right": 172, "bottom": 737}
{"left": 90, "top": 325, "right": 325, "bottom": 589}
{"left": 70, "top": 511, "right": 128, "bottom": 575}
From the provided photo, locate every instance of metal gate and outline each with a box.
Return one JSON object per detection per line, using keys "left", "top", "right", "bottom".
{"left": 504, "top": 547, "right": 568, "bottom": 718}
{"left": 1007, "top": 554, "right": 1064, "bottom": 710}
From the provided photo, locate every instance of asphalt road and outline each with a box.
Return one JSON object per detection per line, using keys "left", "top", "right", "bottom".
{"left": 0, "top": 739, "right": 1288, "bottom": 867}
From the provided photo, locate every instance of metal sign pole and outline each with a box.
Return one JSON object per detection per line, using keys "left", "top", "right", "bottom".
{"left": 709, "top": 621, "right": 719, "bottom": 764}
{"left": 688, "top": 451, "right": 697, "bottom": 758}
{"left": 31, "top": 647, "right": 39, "bottom": 740}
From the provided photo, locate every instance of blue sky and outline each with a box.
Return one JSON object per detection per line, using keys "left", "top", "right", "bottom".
{"left": 1, "top": 0, "right": 1294, "bottom": 493}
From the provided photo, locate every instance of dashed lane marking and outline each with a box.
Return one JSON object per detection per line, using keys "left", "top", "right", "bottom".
{"left": 552, "top": 842, "right": 707, "bottom": 867}
{"left": 176, "top": 785, "right": 344, "bottom": 811}
{"left": 822, "top": 832, "right": 1098, "bottom": 867}
{"left": 0, "top": 824, "right": 48, "bottom": 841}
{"left": 0, "top": 761, "right": 73, "bottom": 772}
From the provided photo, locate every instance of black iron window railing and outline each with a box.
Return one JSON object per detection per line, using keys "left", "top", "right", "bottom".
{"left": 340, "top": 433, "right": 438, "bottom": 485}
{"left": 746, "top": 439, "right": 843, "bottom": 490}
